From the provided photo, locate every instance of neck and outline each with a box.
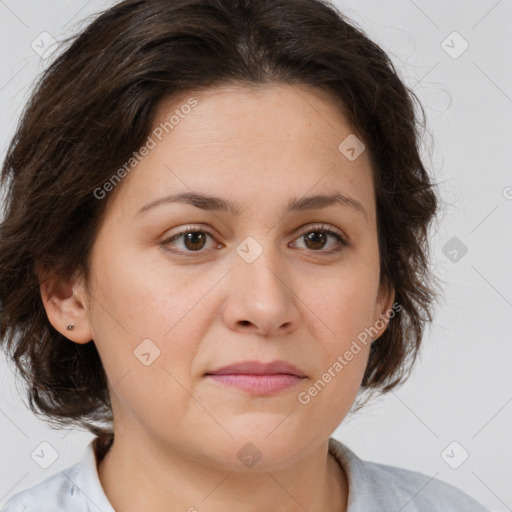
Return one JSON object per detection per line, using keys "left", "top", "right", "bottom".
{"left": 97, "top": 431, "right": 348, "bottom": 512}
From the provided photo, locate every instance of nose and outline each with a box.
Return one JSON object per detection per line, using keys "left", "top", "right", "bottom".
{"left": 222, "top": 237, "right": 300, "bottom": 337}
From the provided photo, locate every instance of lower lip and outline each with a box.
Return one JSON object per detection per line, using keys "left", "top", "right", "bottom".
{"left": 206, "top": 374, "right": 304, "bottom": 395}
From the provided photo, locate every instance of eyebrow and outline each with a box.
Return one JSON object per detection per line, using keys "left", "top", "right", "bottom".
{"left": 135, "top": 191, "right": 368, "bottom": 222}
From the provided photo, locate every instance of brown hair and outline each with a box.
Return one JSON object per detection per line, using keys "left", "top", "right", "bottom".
{"left": 0, "top": 0, "right": 440, "bottom": 437}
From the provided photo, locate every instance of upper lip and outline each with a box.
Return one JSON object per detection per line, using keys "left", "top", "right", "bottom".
{"left": 206, "top": 360, "right": 306, "bottom": 377}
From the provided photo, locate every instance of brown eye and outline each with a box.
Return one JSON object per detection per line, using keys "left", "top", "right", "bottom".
{"left": 161, "top": 227, "right": 218, "bottom": 255}
{"left": 161, "top": 223, "right": 349, "bottom": 258}
{"left": 303, "top": 231, "right": 328, "bottom": 250}
{"left": 291, "top": 224, "right": 349, "bottom": 254}
{"left": 181, "top": 231, "right": 208, "bottom": 251}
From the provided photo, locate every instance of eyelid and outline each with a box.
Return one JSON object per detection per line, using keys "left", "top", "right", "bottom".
{"left": 293, "top": 222, "right": 349, "bottom": 250}
{"left": 163, "top": 222, "right": 346, "bottom": 240}
{"left": 295, "top": 222, "right": 346, "bottom": 240}
{"left": 161, "top": 222, "right": 349, "bottom": 256}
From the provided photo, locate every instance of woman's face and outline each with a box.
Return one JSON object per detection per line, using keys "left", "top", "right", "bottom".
{"left": 73, "top": 84, "right": 394, "bottom": 470}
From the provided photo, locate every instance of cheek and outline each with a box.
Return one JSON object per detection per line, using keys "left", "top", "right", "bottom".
{"left": 88, "top": 234, "right": 203, "bottom": 335}
{"left": 298, "top": 264, "right": 379, "bottom": 402}
{"left": 85, "top": 253, "right": 205, "bottom": 430}
{"left": 304, "top": 263, "right": 381, "bottom": 343}
{"left": 86, "top": 240, "right": 209, "bottom": 390}
{"left": 297, "top": 280, "right": 374, "bottom": 425}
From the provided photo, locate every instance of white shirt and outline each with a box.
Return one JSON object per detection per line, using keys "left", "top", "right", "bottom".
{"left": 2, "top": 436, "right": 490, "bottom": 511}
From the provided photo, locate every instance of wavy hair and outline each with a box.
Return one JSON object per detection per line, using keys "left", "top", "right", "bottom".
{"left": 0, "top": 0, "right": 440, "bottom": 437}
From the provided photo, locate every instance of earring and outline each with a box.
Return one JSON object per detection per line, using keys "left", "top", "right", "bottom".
{"left": 66, "top": 323, "right": 75, "bottom": 331}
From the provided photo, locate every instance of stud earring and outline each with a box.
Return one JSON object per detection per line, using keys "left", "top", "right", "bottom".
{"left": 66, "top": 323, "right": 75, "bottom": 331}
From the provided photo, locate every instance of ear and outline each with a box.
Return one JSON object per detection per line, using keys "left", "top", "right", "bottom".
{"left": 36, "top": 263, "right": 93, "bottom": 344}
{"left": 371, "top": 280, "right": 396, "bottom": 343}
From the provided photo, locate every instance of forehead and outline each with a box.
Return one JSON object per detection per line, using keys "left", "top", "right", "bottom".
{"left": 107, "top": 83, "right": 376, "bottom": 223}
{"left": 154, "top": 82, "right": 353, "bottom": 151}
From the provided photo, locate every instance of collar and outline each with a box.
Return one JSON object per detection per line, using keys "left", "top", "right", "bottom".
{"left": 73, "top": 437, "right": 116, "bottom": 512}
{"left": 76, "top": 436, "right": 370, "bottom": 512}
{"left": 328, "top": 437, "right": 382, "bottom": 510}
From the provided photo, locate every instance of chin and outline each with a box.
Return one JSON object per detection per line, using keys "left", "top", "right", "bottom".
{"left": 193, "top": 432, "right": 317, "bottom": 473}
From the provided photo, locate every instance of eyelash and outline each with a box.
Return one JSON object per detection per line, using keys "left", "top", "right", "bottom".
{"left": 161, "top": 223, "right": 349, "bottom": 258}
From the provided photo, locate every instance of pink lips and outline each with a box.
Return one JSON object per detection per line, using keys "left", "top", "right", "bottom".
{"left": 205, "top": 360, "right": 306, "bottom": 395}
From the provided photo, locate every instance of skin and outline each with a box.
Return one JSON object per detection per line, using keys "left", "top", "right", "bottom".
{"left": 40, "top": 83, "right": 394, "bottom": 512}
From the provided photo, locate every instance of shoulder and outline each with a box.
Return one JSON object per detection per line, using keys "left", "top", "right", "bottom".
{"left": 1, "top": 463, "right": 83, "bottom": 512}
{"left": 2, "top": 436, "right": 114, "bottom": 512}
{"left": 363, "top": 458, "right": 490, "bottom": 511}
{"left": 328, "top": 437, "right": 490, "bottom": 511}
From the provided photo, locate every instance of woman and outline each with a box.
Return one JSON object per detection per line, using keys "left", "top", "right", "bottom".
{"left": 0, "top": 0, "right": 490, "bottom": 510}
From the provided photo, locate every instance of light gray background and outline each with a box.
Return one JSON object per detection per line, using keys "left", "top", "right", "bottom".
{"left": 0, "top": 1, "right": 510, "bottom": 510}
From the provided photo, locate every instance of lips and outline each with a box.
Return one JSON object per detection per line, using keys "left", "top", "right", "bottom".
{"left": 205, "top": 359, "right": 306, "bottom": 378}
